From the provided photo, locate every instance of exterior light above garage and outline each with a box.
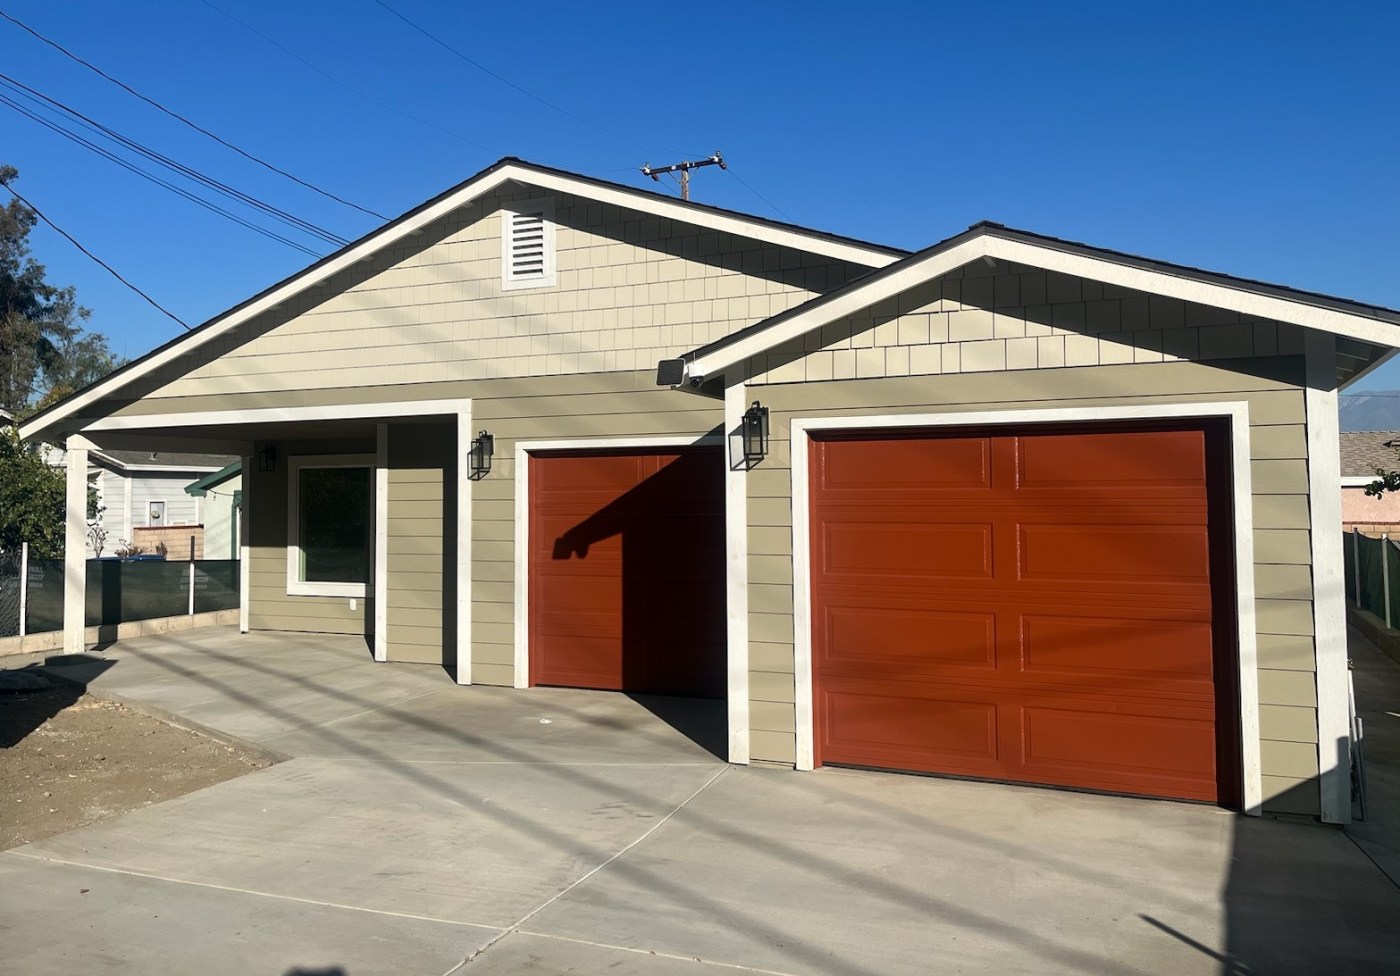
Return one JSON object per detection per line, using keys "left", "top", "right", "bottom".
{"left": 470, "top": 430, "right": 494, "bottom": 480}
{"left": 257, "top": 444, "right": 276, "bottom": 472}
{"left": 742, "top": 402, "right": 769, "bottom": 464}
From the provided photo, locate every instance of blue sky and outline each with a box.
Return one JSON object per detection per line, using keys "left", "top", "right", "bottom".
{"left": 4, "top": 1, "right": 1399, "bottom": 394}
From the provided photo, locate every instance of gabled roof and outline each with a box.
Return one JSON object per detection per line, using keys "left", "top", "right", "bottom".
{"left": 95, "top": 449, "right": 235, "bottom": 473}
{"left": 1340, "top": 431, "right": 1400, "bottom": 478}
{"left": 22, "top": 157, "right": 907, "bottom": 442}
{"left": 666, "top": 221, "right": 1400, "bottom": 384}
{"left": 185, "top": 459, "right": 242, "bottom": 496}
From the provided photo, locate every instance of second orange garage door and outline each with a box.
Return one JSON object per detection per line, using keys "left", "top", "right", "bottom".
{"left": 529, "top": 447, "right": 726, "bottom": 698}
{"left": 809, "top": 423, "right": 1237, "bottom": 803}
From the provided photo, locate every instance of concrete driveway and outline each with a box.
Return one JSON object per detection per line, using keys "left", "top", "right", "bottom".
{"left": 3, "top": 629, "right": 1397, "bottom": 976}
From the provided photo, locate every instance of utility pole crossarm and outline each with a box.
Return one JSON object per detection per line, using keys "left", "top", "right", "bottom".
{"left": 641, "top": 151, "right": 726, "bottom": 201}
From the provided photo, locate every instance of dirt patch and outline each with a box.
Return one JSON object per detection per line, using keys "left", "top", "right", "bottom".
{"left": 0, "top": 682, "right": 277, "bottom": 850}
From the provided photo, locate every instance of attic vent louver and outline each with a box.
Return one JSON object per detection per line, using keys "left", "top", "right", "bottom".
{"left": 501, "top": 199, "right": 556, "bottom": 290}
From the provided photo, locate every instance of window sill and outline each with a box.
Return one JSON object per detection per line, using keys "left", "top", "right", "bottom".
{"left": 287, "top": 581, "right": 367, "bottom": 598}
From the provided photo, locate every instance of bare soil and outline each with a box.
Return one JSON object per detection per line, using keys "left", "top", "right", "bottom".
{"left": 0, "top": 683, "right": 277, "bottom": 850}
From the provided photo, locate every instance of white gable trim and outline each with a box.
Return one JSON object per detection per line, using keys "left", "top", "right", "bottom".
{"left": 21, "top": 162, "right": 900, "bottom": 443}
{"left": 684, "top": 234, "right": 1400, "bottom": 381}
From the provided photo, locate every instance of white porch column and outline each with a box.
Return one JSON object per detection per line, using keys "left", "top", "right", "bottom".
{"left": 239, "top": 454, "right": 251, "bottom": 634}
{"left": 724, "top": 379, "right": 751, "bottom": 765}
{"left": 63, "top": 435, "right": 91, "bottom": 654}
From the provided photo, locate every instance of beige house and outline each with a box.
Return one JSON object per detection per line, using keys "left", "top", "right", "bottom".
{"left": 21, "top": 158, "right": 1400, "bottom": 826}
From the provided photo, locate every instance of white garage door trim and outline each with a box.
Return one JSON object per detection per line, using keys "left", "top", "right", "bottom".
{"left": 512, "top": 434, "right": 723, "bottom": 693}
{"left": 789, "top": 401, "right": 1262, "bottom": 816}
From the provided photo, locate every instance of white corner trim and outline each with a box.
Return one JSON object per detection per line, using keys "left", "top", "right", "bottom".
{"left": 788, "top": 401, "right": 1263, "bottom": 814}
{"left": 724, "top": 381, "right": 752, "bottom": 765}
{"left": 1306, "top": 331, "right": 1352, "bottom": 825}
{"left": 456, "top": 407, "right": 473, "bottom": 686}
{"left": 512, "top": 433, "right": 724, "bottom": 694}
{"left": 239, "top": 454, "right": 251, "bottom": 634}
{"left": 286, "top": 454, "right": 374, "bottom": 599}
{"left": 374, "top": 425, "right": 389, "bottom": 663}
{"left": 685, "top": 233, "right": 1400, "bottom": 381}
{"left": 20, "top": 162, "right": 898, "bottom": 444}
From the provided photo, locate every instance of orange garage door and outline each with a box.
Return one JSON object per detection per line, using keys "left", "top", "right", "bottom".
{"left": 810, "top": 423, "right": 1237, "bottom": 803}
{"left": 529, "top": 447, "right": 726, "bottom": 697}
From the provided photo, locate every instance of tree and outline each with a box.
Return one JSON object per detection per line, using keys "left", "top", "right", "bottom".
{"left": 1364, "top": 446, "right": 1400, "bottom": 498}
{"left": 0, "top": 164, "right": 124, "bottom": 417}
{"left": 0, "top": 423, "right": 64, "bottom": 557}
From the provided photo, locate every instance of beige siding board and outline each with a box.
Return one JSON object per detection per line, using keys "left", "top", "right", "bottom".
{"left": 473, "top": 601, "right": 514, "bottom": 624}
{"left": 248, "top": 613, "right": 364, "bottom": 635}
{"left": 750, "top": 611, "right": 794, "bottom": 644}
{"left": 749, "top": 497, "right": 794, "bottom": 527}
{"left": 1256, "top": 634, "right": 1317, "bottom": 672}
{"left": 750, "top": 730, "right": 796, "bottom": 764}
{"left": 386, "top": 643, "right": 441, "bottom": 666}
{"left": 1260, "top": 739, "right": 1320, "bottom": 779}
{"left": 1249, "top": 424, "right": 1307, "bottom": 460}
{"left": 473, "top": 643, "right": 514, "bottom": 667}
{"left": 388, "top": 589, "right": 443, "bottom": 611}
{"left": 1256, "top": 599, "right": 1315, "bottom": 636}
{"left": 387, "top": 536, "right": 445, "bottom": 557}
{"left": 1254, "top": 530, "right": 1312, "bottom": 565}
{"left": 1252, "top": 495, "right": 1311, "bottom": 530}
{"left": 751, "top": 641, "right": 796, "bottom": 674}
{"left": 1260, "top": 704, "right": 1319, "bottom": 744}
{"left": 750, "top": 670, "right": 796, "bottom": 704}
{"left": 751, "top": 583, "right": 794, "bottom": 616}
{"left": 1259, "top": 667, "right": 1319, "bottom": 705}
{"left": 1259, "top": 775, "right": 1318, "bottom": 815}
{"left": 1251, "top": 460, "right": 1310, "bottom": 495}
{"left": 750, "top": 700, "right": 795, "bottom": 734}
{"left": 1254, "top": 564, "right": 1313, "bottom": 602}
{"left": 749, "top": 554, "right": 794, "bottom": 585}
{"left": 749, "top": 526, "right": 793, "bottom": 557}
{"left": 474, "top": 662, "right": 515, "bottom": 687}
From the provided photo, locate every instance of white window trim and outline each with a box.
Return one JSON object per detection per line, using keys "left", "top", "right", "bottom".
{"left": 784, "top": 401, "right": 1263, "bottom": 816}
{"left": 500, "top": 198, "right": 557, "bottom": 291}
{"left": 287, "top": 453, "right": 375, "bottom": 598}
{"left": 512, "top": 434, "right": 724, "bottom": 694}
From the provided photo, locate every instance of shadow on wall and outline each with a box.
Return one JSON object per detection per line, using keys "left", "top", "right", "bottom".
{"left": 545, "top": 447, "right": 726, "bottom": 700}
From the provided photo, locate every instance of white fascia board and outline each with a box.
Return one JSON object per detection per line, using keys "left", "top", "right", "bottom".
{"left": 686, "top": 233, "right": 1400, "bottom": 380}
{"left": 21, "top": 165, "right": 898, "bottom": 444}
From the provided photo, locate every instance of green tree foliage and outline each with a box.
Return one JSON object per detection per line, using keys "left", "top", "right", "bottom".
{"left": 1364, "top": 446, "right": 1400, "bottom": 498}
{"left": 0, "top": 164, "right": 123, "bottom": 417}
{"left": 0, "top": 423, "right": 64, "bottom": 557}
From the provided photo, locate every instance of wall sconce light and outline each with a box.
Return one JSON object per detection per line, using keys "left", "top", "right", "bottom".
{"left": 257, "top": 444, "right": 276, "bottom": 472}
{"left": 742, "top": 401, "right": 769, "bottom": 465}
{"left": 470, "top": 430, "right": 494, "bottom": 480}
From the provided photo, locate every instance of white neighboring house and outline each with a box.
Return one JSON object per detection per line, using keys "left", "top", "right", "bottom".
{"left": 41, "top": 446, "right": 235, "bottom": 557}
{"left": 184, "top": 460, "right": 243, "bottom": 561}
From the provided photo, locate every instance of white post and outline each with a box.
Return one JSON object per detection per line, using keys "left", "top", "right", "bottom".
{"left": 239, "top": 455, "right": 251, "bottom": 634}
{"left": 187, "top": 560, "right": 196, "bottom": 617}
{"left": 374, "top": 424, "right": 388, "bottom": 663}
{"left": 63, "top": 436, "right": 90, "bottom": 654}
{"left": 18, "top": 541, "right": 29, "bottom": 638}
{"left": 1383, "top": 534, "right": 1392, "bottom": 629}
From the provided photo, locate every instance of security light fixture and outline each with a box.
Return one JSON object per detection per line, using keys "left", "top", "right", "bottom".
{"left": 258, "top": 444, "right": 276, "bottom": 472}
{"left": 742, "top": 401, "right": 769, "bottom": 465}
{"left": 470, "top": 430, "right": 494, "bottom": 480}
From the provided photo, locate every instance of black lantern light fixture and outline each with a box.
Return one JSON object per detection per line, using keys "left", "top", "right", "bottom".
{"left": 741, "top": 401, "right": 769, "bottom": 465}
{"left": 469, "top": 430, "right": 494, "bottom": 480}
{"left": 257, "top": 444, "right": 277, "bottom": 472}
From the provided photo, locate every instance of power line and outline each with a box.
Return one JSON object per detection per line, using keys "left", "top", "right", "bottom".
{"left": 3, "top": 182, "right": 190, "bottom": 331}
{"left": 0, "top": 6, "right": 388, "bottom": 221}
{"left": 725, "top": 165, "right": 793, "bottom": 223}
{"left": 370, "top": 0, "right": 703, "bottom": 159}
{"left": 0, "top": 73, "right": 348, "bottom": 248}
{"left": 0, "top": 91, "right": 323, "bottom": 257}
{"left": 199, "top": 0, "right": 501, "bottom": 156}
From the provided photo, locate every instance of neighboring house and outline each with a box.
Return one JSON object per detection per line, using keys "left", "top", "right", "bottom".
{"left": 42, "top": 446, "right": 234, "bottom": 556}
{"left": 185, "top": 460, "right": 243, "bottom": 560}
{"left": 20, "top": 157, "right": 1400, "bottom": 829}
{"left": 1341, "top": 430, "right": 1400, "bottom": 534}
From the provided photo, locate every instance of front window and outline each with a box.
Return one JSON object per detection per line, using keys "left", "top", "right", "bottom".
{"left": 287, "top": 455, "right": 373, "bottom": 597}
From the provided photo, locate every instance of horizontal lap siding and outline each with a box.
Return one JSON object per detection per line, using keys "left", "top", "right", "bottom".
{"left": 100, "top": 188, "right": 865, "bottom": 411}
{"left": 745, "top": 359, "right": 1319, "bottom": 813}
{"left": 246, "top": 438, "right": 375, "bottom": 637}
{"left": 386, "top": 423, "right": 453, "bottom": 665}
{"left": 471, "top": 371, "right": 724, "bottom": 687}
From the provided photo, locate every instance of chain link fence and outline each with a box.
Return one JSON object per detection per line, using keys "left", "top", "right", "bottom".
{"left": 0, "top": 549, "right": 20, "bottom": 638}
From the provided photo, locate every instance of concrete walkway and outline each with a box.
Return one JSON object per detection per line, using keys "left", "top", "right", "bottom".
{"left": 3, "top": 629, "right": 1398, "bottom": 975}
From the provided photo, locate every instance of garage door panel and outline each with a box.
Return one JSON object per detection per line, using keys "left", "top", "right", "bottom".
{"left": 811, "top": 423, "right": 1233, "bottom": 804}
{"left": 820, "top": 605, "right": 997, "bottom": 674}
{"left": 1018, "top": 524, "right": 1211, "bottom": 583}
{"left": 818, "top": 436, "right": 991, "bottom": 492}
{"left": 820, "top": 522, "right": 992, "bottom": 579}
{"left": 1016, "top": 430, "right": 1207, "bottom": 489}
{"left": 820, "top": 687, "right": 999, "bottom": 767}
{"left": 1018, "top": 613, "right": 1214, "bottom": 683}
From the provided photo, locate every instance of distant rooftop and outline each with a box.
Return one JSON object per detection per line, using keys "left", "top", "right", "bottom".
{"left": 1340, "top": 431, "right": 1400, "bottom": 478}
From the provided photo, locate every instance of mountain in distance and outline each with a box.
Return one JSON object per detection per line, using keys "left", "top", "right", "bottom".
{"left": 1341, "top": 390, "right": 1400, "bottom": 432}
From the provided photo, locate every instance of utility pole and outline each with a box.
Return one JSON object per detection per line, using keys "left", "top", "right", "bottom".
{"left": 641, "top": 152, "right": 726, "bottom": 201}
